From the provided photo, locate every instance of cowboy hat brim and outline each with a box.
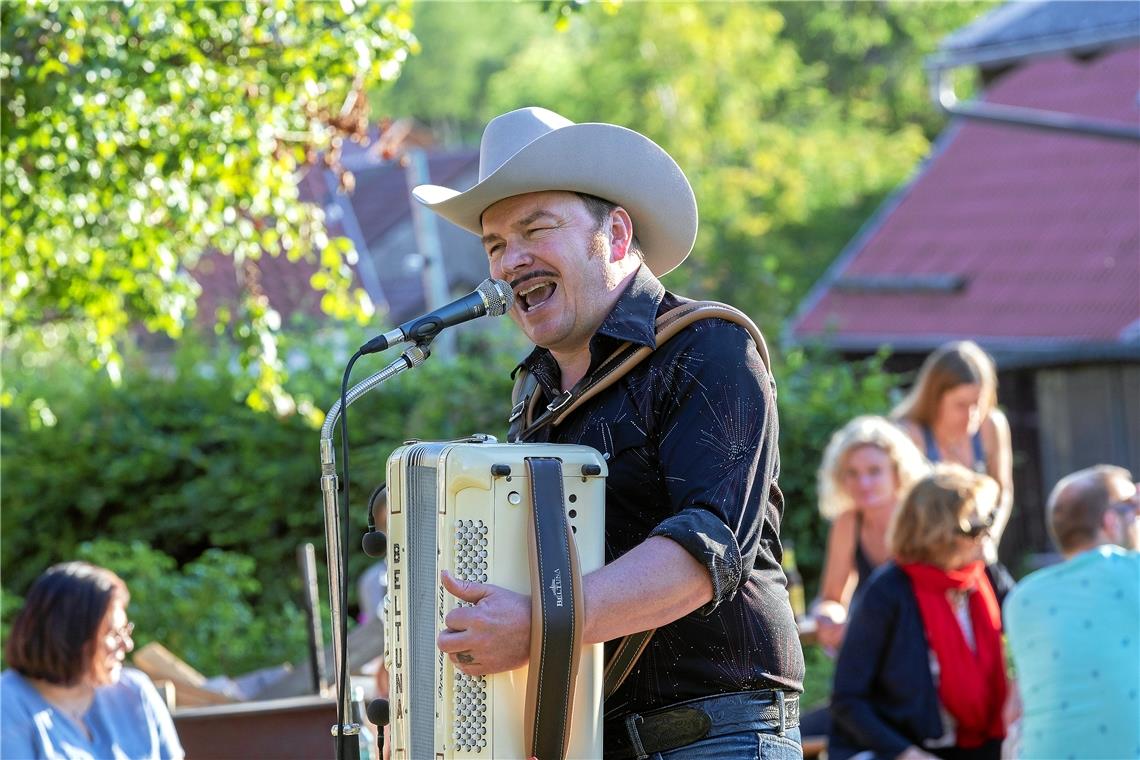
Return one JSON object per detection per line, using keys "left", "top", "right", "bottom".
{"left": 413, "top": 122, "right": 697, "bottom": 277}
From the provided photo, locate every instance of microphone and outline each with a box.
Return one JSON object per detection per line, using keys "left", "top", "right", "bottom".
{"left": 360, "top": 278, "right": 514, "bottom": 355}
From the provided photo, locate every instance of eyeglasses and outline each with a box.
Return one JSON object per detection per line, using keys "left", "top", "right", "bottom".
{"left": 106, "top": 621, "right": 135, "bottom": 648}
{"left": 1111, "top": 501, "right": 1139, "bottom": 520}
{"left": 957, "top": 511, "right": 996, "bottom": 539}
{"left": 1109, "top": 488, "right": 1139, "bottom": 518}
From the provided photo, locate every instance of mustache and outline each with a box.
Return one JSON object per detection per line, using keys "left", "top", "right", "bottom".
{"left": 509, "top": 270, "right": 558, "bottom": 290}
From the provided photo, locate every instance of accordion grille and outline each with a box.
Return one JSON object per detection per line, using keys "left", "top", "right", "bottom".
{"left": 408, "top": 463, "right": 438, "bottom": 759}
{"left": 452, "top": 519, "right": 489, "bottom": 751}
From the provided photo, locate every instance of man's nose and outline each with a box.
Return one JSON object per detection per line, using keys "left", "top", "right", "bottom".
{"left": 496, "top": 243, "right": 533, "bottom": 277}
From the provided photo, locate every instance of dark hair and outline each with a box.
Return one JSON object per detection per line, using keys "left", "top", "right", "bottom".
{"left": 5, "top": 562, "right": 129, "bottom": 685}
{"left": 573, "top": 192, "right": 644, "bottom": 260}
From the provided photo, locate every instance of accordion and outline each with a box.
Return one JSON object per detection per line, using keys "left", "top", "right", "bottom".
{"left": 385, "top": 438, "right": 607, "bottom": 759}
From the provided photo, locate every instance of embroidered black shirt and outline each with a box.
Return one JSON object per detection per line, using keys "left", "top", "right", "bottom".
{"left": 515, "top": 265, "right": 805, "bottom": 716}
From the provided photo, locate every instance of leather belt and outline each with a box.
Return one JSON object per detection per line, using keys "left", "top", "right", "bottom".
{"left": 605, "top": 690, "right": 800, "bottom": 760}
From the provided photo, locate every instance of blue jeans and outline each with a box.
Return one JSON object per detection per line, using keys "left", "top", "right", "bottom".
{"left": 655, "top": 726, "right": 802, "bottom": 759}
{"left": 620, "top": 690, "right": 804, "bottom": 760}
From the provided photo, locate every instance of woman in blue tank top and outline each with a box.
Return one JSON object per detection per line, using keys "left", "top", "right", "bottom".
{"left": 892, "top": 341, "right": 1014, "bottom": 564}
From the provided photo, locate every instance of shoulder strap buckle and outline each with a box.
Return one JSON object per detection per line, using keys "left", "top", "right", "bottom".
{"left": 546, "top": 390, "right": 574, "bottom": 414}
{"left": 508, "top": 399, "right": 527, "bottom": 424}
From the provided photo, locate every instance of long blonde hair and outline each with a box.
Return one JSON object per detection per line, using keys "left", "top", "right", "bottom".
{"left": 817, "top": 415, "right": 930, "bottom": 520}
{"left": 891, "top": 340, "right": 998, "bottom": 427}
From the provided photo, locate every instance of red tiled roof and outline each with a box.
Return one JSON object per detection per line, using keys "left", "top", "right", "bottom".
{"left": 789, "top": 47, "right": 1140, "bottom": 352}
{"left": 349, "top": 151, "right": 478, "bottom": 247}
{"left": 189, "top": 149, "right": 479, "bottom": 327}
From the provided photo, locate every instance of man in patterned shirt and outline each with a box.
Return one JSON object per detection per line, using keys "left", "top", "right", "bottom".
{"left": 414, "top": 107, "right": 805, "bottom": 759}
{"left": 1004, "top": 465, "right": 1139, "bottom": 760}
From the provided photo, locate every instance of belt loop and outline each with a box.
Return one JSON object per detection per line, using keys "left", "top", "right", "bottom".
{"left": 776, "top": 690, "right": 786, "bottom": 737}
{"left": 624, "top": 713, "right": 648, "bottom": 760}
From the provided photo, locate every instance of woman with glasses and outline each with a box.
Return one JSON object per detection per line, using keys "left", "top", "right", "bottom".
{"left": 829, "top": 464, "right": 1011, "bottom": 760}
{"left": 1, "top": 561, "right": 183, "bottom": 759}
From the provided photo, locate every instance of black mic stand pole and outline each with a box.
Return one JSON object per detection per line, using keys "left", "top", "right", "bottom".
{"left": 319, "top": 342, "right": 430, "bottom": 759}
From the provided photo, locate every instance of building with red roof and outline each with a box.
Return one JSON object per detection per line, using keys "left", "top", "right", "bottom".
{"left": 190, "top": 129, "right": 484, "bottom": 332}
{"left": 789, "top": 1, "right": 1139, "bottom": 562}
{"left": 789, "top": 46, "right": 1138, "bottom": 357}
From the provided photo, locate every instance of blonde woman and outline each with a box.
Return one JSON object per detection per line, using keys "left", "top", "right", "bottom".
{"left": 892, "top": 341, "right": 1013, "bottom": 561}
{"left": 810, "top": 415, "right": 930, "bottom": 653}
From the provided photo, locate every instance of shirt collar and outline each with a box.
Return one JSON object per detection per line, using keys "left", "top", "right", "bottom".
{"left": 515, "top": 263, "right": 665, "bottom": 388}
{"left": 595, "top": 263, "right": 665, "bottom": 348}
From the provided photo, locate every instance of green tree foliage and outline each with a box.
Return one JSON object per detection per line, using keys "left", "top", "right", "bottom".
{"left": 76, "top": 539, "right": 305, "bottom": 677}
{"left": 1, "top": 324, "right": 891, "bottom": 672}
{"left": 1, "top": 0, "right": 415, "bottom": 407}
{"left": 381, "top": 0, "right": 993, "bottom": 330}
{"left": 0, "top": 328, "right": 514, "bottom": 672}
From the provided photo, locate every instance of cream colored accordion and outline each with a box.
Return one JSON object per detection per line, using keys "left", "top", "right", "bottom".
{"left": 385, "top": 438, "right": 607, "bottom": 759}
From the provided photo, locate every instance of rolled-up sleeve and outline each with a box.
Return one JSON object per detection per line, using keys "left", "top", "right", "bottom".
{"left": 647, "top": 319, "right": 777, "bottom": 613}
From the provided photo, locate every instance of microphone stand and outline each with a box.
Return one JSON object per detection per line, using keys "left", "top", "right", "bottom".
{"left": 319, "top": 342, "right": 431, "bottom": 759}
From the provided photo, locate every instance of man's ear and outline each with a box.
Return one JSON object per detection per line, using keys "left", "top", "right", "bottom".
{"left": 1101, "top": 508, "right": 1122, "bottom": 543}
{"left": 606, "top": 206, "right": 634, "bottom": 262}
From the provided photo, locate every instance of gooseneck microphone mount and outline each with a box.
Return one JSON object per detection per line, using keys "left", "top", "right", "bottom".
{"left": 321, "top": 343, "right": 430, "bottom": 760}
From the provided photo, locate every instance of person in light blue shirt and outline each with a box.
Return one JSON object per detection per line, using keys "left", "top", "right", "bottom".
{"left": 1, "top": 562, "right": 183, "bottom": 760}
{"left": 1004, "top": 465, "right": 1140, "bottom": 760}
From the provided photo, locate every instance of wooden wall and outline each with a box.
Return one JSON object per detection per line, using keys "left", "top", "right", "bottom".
{"left": 1035, "top": 363, "right": 1140, "bottom": 490}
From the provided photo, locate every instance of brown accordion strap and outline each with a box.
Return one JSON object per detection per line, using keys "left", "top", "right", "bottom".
{"left": 524, "top": 457, "right": 584, "bottom": 760}
{"left": 511, "top": 301, "right": 773, "bottom": 702}
{"left": 603, "top": 629, "right": 655, "bottom": 701}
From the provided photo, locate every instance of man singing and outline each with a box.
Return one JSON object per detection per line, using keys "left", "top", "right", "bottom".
{"left": 413, "top": 107, "right": 805, "bottom": 759}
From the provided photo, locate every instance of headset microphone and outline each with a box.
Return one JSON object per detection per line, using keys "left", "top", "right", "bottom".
{"left": 362, "top": 483, "right": 388, "bottom": 559}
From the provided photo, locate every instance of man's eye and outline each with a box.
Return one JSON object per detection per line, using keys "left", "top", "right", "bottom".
{"left": 487, "top": 244, "right": 503, "bottom": 258}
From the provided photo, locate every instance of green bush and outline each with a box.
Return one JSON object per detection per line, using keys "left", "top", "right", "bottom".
{"left": 75, "top": 539, "right": 306, "bottom": 676}
{"left": 774, "top": 347, "right": 898, "bottom": 597}
{"left": 1, "top": 328, "right": 516, "bottom": 674}
{"left": 1, "top": 326, "right": 894, "bottom": 676}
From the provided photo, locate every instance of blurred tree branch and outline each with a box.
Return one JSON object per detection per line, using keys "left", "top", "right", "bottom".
{"left": 1, "top": 0, "right": 416, "bottom": 410}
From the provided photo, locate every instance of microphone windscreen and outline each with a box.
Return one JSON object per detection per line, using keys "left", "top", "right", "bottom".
{"left": 366, "top": 698, "right": 390, "bottom": 726}
{"left": 361, "top": 531, "right": 387, "bottom": 559}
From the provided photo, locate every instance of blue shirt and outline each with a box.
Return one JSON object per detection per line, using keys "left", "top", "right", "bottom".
{"left": 1, "top": 668, "right": 184, "bottom": 760}
{"left": 1004, "top": 546, "right": 1140, "bottom": 760}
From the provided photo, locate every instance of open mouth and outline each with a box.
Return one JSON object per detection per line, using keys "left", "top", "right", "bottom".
{"left": 517, "top": 281, "right": 557, "bottom": 312}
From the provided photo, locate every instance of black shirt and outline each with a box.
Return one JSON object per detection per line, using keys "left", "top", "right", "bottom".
{"left": 516, "top": 265, "right": 805, "bottom": 716}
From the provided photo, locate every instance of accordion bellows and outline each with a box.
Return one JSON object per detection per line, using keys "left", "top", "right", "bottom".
{"left": 386, "top": 439, "right": 607, "bottom": 758}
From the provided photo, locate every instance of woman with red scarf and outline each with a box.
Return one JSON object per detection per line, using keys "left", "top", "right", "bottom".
{"left": 829, "top": 464, "right": 1010, "bottom": 760}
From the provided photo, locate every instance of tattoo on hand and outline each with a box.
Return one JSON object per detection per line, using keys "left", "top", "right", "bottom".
{"left": 456, "top": 652, "right": 475, "bottom": 665}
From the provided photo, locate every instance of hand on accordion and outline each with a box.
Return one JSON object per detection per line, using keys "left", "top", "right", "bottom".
{"left": 437, "top": 570, "right": 531, "bottom": 676}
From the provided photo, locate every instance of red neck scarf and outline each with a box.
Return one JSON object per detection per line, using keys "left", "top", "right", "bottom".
{"left": 900, "top": 560, "right": 1006, "bottom": 748}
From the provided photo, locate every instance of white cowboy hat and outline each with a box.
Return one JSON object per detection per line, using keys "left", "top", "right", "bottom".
{"left": 412, "top": 107, "right": 698, "bottom": 277}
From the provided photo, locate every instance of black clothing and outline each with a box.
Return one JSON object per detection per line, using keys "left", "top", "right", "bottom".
{"left": 516, "top": 265, "right": 804, "bottom": 717}
{"left": 853, "top": 512, "right": 876, "bottom": 596}
{"left": 828, "top": 563, "right": 1012, "bottom": 760}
